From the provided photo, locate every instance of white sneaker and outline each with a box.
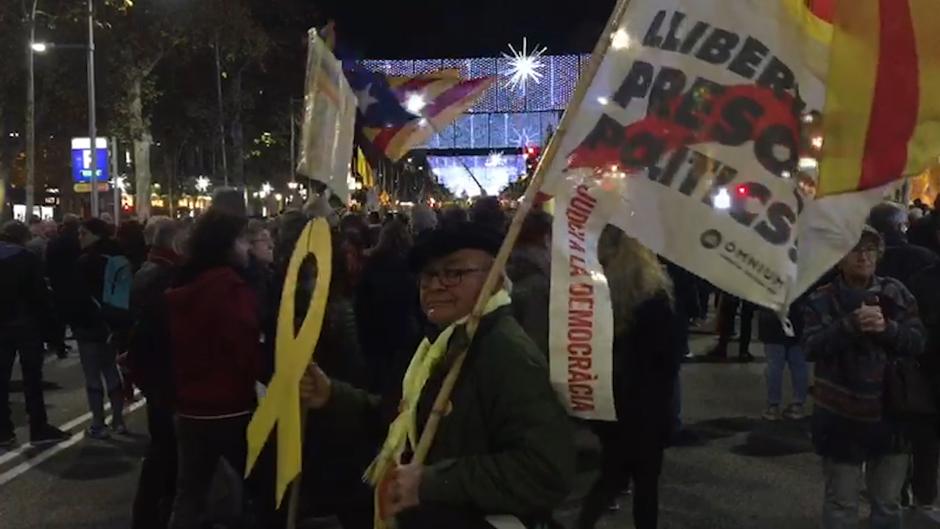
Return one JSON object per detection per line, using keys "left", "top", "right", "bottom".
{"left": 916, "top": 505, "right": 940, "bottom": 523}
{"left": 783, "top": 403, "right": 805, "bottom": 420}
{"left": 762, "top": 405, "right": 781, "bottom": 421}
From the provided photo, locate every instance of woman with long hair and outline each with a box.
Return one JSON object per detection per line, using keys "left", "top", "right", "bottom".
{"left": 166, "top": 210, "right": 263, "bottom": 529}
{"left": 578, "top": 225, "right": 686, "bottom": 529}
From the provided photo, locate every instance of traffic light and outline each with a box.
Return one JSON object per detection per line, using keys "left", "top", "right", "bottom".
{"left": 523, "top": 145, "right": 541, "bottom": 177}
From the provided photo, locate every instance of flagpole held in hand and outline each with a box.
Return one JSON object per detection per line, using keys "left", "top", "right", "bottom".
{"left": 404, "top": 0, "right": 634, "bottom": 496}
{"left": 285, "top": 409, "right": 308, "bottom": 529}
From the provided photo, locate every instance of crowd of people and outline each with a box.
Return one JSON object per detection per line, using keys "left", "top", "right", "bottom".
{"left": 0, "top": 190, "right": 939, "bottom": 529}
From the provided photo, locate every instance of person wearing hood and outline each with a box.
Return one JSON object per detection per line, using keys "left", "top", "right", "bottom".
{"left": 868, "top": 202, "right": 939, "bottom": 287}
{"left": 166, "top": 210, "right": 263, "bottom": 529}
{"left": 802, "top": 227, "right": 925, "bottom": 529}
{"left": 301, "top": 221, "right": 575, "bottom": 529}
{"left": 0, "top": 221, "right": 70, "bottom": 447}
{"left": 74, "top": 218, "right": 130, "bottom": 439}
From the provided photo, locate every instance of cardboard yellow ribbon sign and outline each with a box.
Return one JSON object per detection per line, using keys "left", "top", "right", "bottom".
{"left": 245, "top": 218, "right": 332, "bottom": 506}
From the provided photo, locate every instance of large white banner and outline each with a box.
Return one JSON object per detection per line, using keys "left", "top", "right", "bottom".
{"left": 545, "top": 0, "right": 889, "bottom": 420}
{"left": 297, "top": 28, "right": 357, "bottom": 204}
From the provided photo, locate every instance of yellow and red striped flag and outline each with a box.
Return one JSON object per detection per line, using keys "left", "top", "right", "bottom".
{"left": 818, "top": 0, "right": 940, "bottom": 196}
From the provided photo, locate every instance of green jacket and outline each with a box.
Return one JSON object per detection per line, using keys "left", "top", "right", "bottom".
{"left": 316, "top": 307, "right": 576, "bottom": 524}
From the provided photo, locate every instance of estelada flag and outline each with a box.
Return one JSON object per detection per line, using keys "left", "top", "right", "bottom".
{"left": 817, "top": 0, "right": 940, "bottom": 196}
{"left": 348, "top": 66, "right": 495, "bottom": 161}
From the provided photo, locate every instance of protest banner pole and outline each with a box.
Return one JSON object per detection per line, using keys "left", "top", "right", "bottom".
{"left": 285, "top": 410, "right": 308, "bottom": 529}
{"left": 409, "top": 0, "right": 632, "bottom": 466}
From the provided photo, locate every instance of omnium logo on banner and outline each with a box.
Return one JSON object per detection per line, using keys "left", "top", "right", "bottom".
{"left": 699, "top": 228, "right": 787, "bottom": 297}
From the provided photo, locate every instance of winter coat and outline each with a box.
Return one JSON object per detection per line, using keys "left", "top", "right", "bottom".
{"left": 127, "top": 248, "right": 180, "bottom": 408}
{"left": 908, "top": 264, "right": 940, "bottom": 410}
{"left": 802, "top": 275, "right": 925, "bottom": 463}
{"left": 354, "top": 250, "right": 422, "bottom": 394}
{"left": 877, "top": 233, "right": 939, "bottom": 288}
{"left": 46, "top": 230, "right": 82, "bottom": 327}
{"left": 244, "top": 258, "right": 276, "bottom": 383}
{"left": 313, "top": 307, "right": 576, "bottom": 528}
{"left": 592, "top": 294, "right": 684, "bottom": 454}
{"left": 71, "top": 237, "right": 126, "bottom": 340}
{"left": 508, "top": 245, "right": 551, "bottom": 356}
{"left": 908, "top": 213, "right": 940, "bottom": 255}
{"left": 166, "top": 267, "right": 263, "bottom": 417}
{"left": 0, "top": 242, "right": 56, "bottom": 343}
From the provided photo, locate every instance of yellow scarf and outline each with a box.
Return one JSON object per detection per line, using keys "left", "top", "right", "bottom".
{"left": 364, "top": 289, "right": 512, "bottom": 525}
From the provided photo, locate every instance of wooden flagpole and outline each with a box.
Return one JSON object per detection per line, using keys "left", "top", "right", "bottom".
{"left": 408, "top": 0, "right": 634, "bottom": 468}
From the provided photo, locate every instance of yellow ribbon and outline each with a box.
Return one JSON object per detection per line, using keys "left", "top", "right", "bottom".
{"left": 245, "top": 218, "right": 332, "bottom": 507}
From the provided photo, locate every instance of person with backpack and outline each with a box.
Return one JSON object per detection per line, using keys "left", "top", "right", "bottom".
{"left": 73, "top": 218, "right": 130, "bottom": 439}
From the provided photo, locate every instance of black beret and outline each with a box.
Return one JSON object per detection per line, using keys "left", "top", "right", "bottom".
{"left": 408, "top": 221, "right": 503, "bottom": 273}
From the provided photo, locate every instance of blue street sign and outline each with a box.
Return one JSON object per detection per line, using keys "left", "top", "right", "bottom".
{"left": 70, "top": 137, "right": 109, "bottom": 185}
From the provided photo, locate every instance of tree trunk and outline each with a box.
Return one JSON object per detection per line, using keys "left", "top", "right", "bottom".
{"left": 128, "top": 75, "right": 153, "bottom": 219}
{"left": 134, "top": 133, "right": 153, "bottom": 219}
{"left": 230, "top": 66, "right": 245, "bottom": 189}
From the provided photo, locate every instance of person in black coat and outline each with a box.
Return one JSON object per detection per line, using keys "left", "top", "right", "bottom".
{"left": 578, "top": 226, "right": 685, "bottom": 529}
{"left": 0, "top": 221, "right": 70, "bottom": 447}
{"left": 46, "top": 214, "right": 83, "bottom": 357}
{"left": 869, "top": 202, "right": 939, "bottom": 287}
{"left": 354, "top": 219, "right": 422, "bottom": 396}
{"left": 127, "top": 218, "right": 183, "bottom": 529}
{"left": 907, "top": 244, "right": 940, "bottom": 510}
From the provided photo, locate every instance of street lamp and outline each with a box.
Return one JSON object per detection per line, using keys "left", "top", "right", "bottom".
{"left": 87, "top": 0, "right": 99, "bottom": 217}
{"left": 30, "top": 42, "right": 47, "bottom": 53}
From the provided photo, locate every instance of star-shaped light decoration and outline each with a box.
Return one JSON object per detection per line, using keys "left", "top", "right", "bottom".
{"left": 502, "top": 37, "right": 547, "bottom": 91}
{"left": 485, "top": 151, "right": 505, "bottom": 168}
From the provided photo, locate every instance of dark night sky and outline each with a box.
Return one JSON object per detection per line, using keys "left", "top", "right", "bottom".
{"left": 318, "top": 0, "right": 618, "bottom": 58}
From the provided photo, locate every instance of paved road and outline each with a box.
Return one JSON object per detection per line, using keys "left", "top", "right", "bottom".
{"left": 0, "top": 335, "right": 935, "bottom": 528}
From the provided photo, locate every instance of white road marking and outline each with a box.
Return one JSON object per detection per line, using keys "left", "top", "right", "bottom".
{"left": 0, "top": 392, "right": 144, "bottom": 468}
{"left": 0, "top": 397, "right": 147, "bottom": 487}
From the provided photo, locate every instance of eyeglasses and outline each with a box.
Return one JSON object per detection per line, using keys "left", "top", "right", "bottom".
{"left": 419, "top": 267, "right": 488, "bottom": 288}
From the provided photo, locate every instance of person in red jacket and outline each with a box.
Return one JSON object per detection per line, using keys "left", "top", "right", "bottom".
{"left": 166, "top": 210, "right": 262, "bottom": 529}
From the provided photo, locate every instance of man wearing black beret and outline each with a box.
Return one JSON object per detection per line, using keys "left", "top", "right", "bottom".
{"left": 301, "top": 221, "right": 575, "bottom": 529}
